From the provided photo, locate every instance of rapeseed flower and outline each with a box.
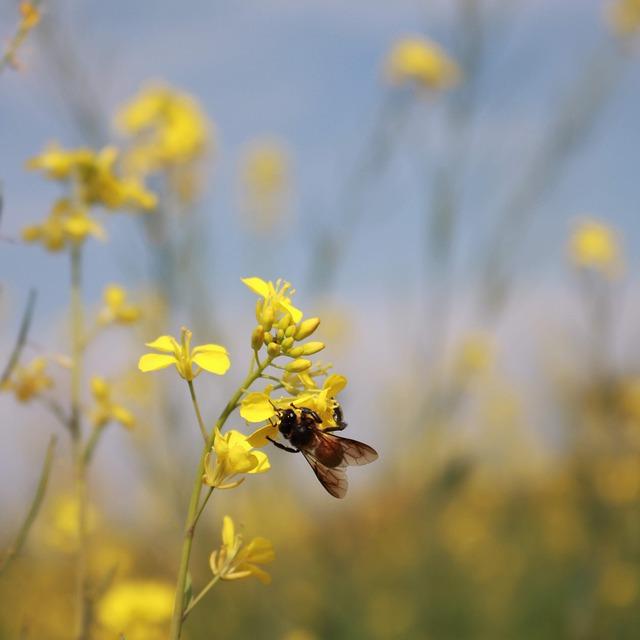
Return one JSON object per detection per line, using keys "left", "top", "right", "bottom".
{"left": 568, "top": 219, "right": 622, "bottom": 277}
{"left": 2, "top": 356, "right": 53, "bottom": 402}
{"left": 138, "top": 327, "right": 230, "bottom": 381}
{"left": 89, "top": 377, "right": 135, "bottom": 429}
{"left": 98, "top": 284, "right": 141, "bottom": 325}
{"left": 209, "top": 515, "right": 275, "bottom": 583}
{"left": 385, "top": 36, "right": 460, "bottom": 90}
{"left": 243, "top": 276, "right": 303, "bottom": 326}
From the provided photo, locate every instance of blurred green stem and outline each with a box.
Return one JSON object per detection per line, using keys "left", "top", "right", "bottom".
{"left": 169, "top": 355, "right": 273, "bottom": 639}
{"left": 182, "top": 574, "right": 222, "bottom": 620}
{"left": 0, "top": 289, "right": 36, "bottom": 387}
{"left": 0, "top": 435, "right": 57, "bottom": 576}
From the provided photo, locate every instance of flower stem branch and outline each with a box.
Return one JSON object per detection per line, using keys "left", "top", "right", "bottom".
{"left": 187, "top": 380, "right": 208, "bottom": 442}
{"left": 182, "top": 573, "right": 222, "bottom": 620}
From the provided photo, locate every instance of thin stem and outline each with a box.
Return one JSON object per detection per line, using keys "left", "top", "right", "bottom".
{"left": 191, "top": 488, "right": 214, "bottom": 531}
{"left": 169, "top": 355, "right": 273, "bottom": 640}
{"left": 0, "top": 435, "right": 57, "bottom": 575}
{"left": 0, "top": 289, "right": 36, "bottom": 386}
{"left": 83, "top": 426, "right": 105, "bottom": 466}
{"left": 70, "top": 244, "right": 89, "bottom": 640}
{"left": 187, "top": 380, "right": 208, "bottom": 443}
{"left": 182, "top": 574, "right": 222, "bottom": 620}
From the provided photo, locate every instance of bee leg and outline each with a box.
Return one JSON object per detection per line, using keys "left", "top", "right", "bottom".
{"left": 267, "top": 436, "right": 299, "bottom": 454}
{"left": 324, "top": 422, "right": 348, "bottom": 433}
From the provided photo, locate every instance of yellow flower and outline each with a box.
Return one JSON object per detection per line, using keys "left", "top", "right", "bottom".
{"left": 385, "top": 37, "right": 461, "bottom": 90}
{"left": 138, "top": 327, "right": 230, "bottom": 381}
{"left": 240, "top": 374, "right": 347, "bottom": 428}
{"left": 607, "top": 0, "right": 640, "bottom": 37}
{"left": 89, "top": 377, "right": 135, "bottom": 429}
{"left": 96, "top": 579, "right": 174, "bottom": 640}
{"left": 240, "top": 139, "right": 290, "bottom": 232}
{"left": 27, "top": 143, "right": 157, "bottom": 211}
{"left": 210, "top": 515, "right": 274, "bottom": 584}
{"left": 22, "top": 198, "right": 106, "bottom": 252}
{"left": 98, "top": 284, "right": 141, "bottom": 325}
{"left": 2, "top": 357, "right": 53, "bottom": 402}
{"left": 568, "top": 219, "right": 622, "bottom": 276}
{"left": 202, "top": 426, "right": 274, "bottom": 489}
{"left": 19, "top": 2, "right": 40, "bottom": 29}
{"left": 242, "top": 276, "right": 303, "bottom": 327}
{"left": 41, "top": 494, "right": 99, "bottom": 553}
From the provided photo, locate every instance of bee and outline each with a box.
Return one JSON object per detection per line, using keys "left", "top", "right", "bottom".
{"left": 267, "top": 404, "right": 378, "bottom": 498}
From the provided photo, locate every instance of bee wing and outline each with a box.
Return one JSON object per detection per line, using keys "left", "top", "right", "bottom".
{"left": 301, "top": 450, "right": 349, "bottom": 499}
{"left": 333, "top": 436, "right": 379, "bottom": 467}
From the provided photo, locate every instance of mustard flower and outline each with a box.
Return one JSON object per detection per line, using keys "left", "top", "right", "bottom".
{"left": 89, "top": 377, "right": 135, "bottom": 429}
{"left": 568, "top": 219, "right": 622, "bottom": 277}
{"left": 607, "top": 0, "right": 640, "bottom": 37}
{"left": 241, "top": 374, "right": 347, "bottom": 428}
{"left": 243, "top": 276, "right": 303, "bottom": 326}
{"left": 202, "top": 427, "right": 273, "bottom": 489}
{"left": 138, "top": 327, "right": 230, "bottom": 381}
{"left": 98, "top": 284, "right": 141, "bottom": 325}
{"left": 385, "top": 36, "right": 461, "bottom": 90}
{"left": 209, "top": 515, "right": 275, "bottom": 584}
{"left": 97, "top": 579, "right": 174, "bottom": 640}
{"left": 2, "top": 356, "right": 53, "bottom": 402}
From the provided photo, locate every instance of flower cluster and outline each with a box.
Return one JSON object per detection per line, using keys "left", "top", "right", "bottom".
{"left": 384, "top": 36, "right": 461, "bottom": 91}
{"left": 1, "top": 356, "right": 53, "bottom": 403}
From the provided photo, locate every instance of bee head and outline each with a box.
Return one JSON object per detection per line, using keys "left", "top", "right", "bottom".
{"left": 277, "top": 408, "right": 298, "bottom": 437}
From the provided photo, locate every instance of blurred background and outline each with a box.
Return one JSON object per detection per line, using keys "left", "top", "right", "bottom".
{"left": 1, "top": 0, "right": 640, "bottom": 638}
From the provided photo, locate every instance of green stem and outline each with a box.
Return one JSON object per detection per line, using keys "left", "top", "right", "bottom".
{"left": 0, "top": 435, "right": 57, "bottom": 575}
{"left": 187, "top": 380, "right": 208, "bottom": 442}
{"left": 83, "top": 426, "right": 105, "bottom": 466}
{"left": 182, "top": 573, "right": 222, "bottom": 620}
{"left": 70, "top": 245, "right": 89, "bottom": 640}
{"left": 169, "top": 355, "right": 273, "bottom": 640}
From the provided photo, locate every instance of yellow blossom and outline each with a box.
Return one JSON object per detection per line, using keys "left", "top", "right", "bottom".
{"left": 607, "top": 0, "right": 640, "bottom": 37}
{"left": 89, "top": 377, "right": 135, "bottom": 429}
{"left": 19, "top": 2, "right": 40, "bottom": 29}
{"left": 209, "top": 515, "right": 275, "bottom": 583}
{"left": 98, "top": 284, "right": 141, "bottom": 325}
{"left": 138, "top": 327, "right": 230, "bottom": 381}
{"left": 41, "top": 494, "right": 99, "bottom": 552}
{"left": 27, "top": 143, "right": 157, "bottom": 211}
{"left": 2, "top": 356, "right": 53, "bottom": 402}
{"left": 242, "top": 276, "right": 303, "bottom": 326}
{"left": 240, "top": 374, "right": 347, "bottom": 428}
{"left": 568, "top": 219, "right": 622, "bottom": 276}
{"left": 385, "top": 36, "right": 461, "bottom": 90}
{"left": 96, "top": 579, "right": 174, "bottom": 640}
{"left": 202, "top": 427, "right": 273, "bottom": 489}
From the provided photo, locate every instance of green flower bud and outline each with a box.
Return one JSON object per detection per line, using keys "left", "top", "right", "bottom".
{"left": 267, "top": 342, "right": 281, "bottom": 357}
{"left": 302, "top": 341, "right": 325, "bottom": 355}
{"left": 251, "top": 325, "right": 264, "bottom": 351}
{"left": 295, "top": 317, "right": 320, "bottom": 341}
{"left": 285, "top": 358, "right": 312, "bottom": 372}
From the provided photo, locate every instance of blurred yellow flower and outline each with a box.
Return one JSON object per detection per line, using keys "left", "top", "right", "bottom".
{"left": 138, "top": 327, "right": 230, "bottom": 381}
{"left": 22, "top": 198, "right": 106, "bottom": 252}
{"left": 2, "top": 356, "right": 53, "bottom": 402}
{"left": 385, "top": 36, "right": 461, "bottom": 90}
{"left": 569, "top": 219, "right": 622, "bottom": 276}
{"left": 89, "top": 376, "right": 135, "bottom": 429}
{"left": 98, "top": 284, "right": 141, "bottom": 325}
{"left": 607, "top": 0, "right": 640, "bottom": 37}
{"left": 210, "top": 515, "right": 274, "bottom": 583}
{"left": 454, "top": 333, "right": 494, "bottom": 379}
{"left": 240, "top": 138, "right": 291, "bottom": 232}
{"left": 97, "top": 579, "right": 174, "bottom": 640}
{"left": 243, "top": 276, "right": 303, "bottom": 326}
{"left": 203, "top": 427, "right": 273, "bottom": 489}
{"left": 19, "top": 2, "right": 40, "bottom": 29}
{"left": 42, "top": 495, "right": 99, "bottom": 552}
{"left": 27, "top": 143, "right": 157, "bottom": 211}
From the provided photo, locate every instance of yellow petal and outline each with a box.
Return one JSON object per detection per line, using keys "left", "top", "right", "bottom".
{"left": 247, "top": 450, "right": 271, "bottom": 474}
{"left": 241, "top": 277, "right": 270, "bottom": 298}
{"left": 324, "top": 374, "right": 347, "bottom": 396}
{"left": 244, "top": 537, "right": 275, "bottom": 564}
{"left": 240, "top": 392, "right": 277, "bottom": 422}
{"left": 138, "top": 353, "right": 176, "bottom": 372}
{"left": 242, "top": 563, "right": 272, "bottom": 584}
{"left": 280, "top": 299, "right": 303, "bottom": 324}
{"left": 246, "top": 423, "right": 279, "bottom": 448}
{"left": 222, "top": 515, "right": 235, "bottom": 550}
{"left": 144, "top": 335, "right": 179, "bottom": 353}
{"left": 191, "top": 346, "right": 231, "bottom": 375}
{"left": 112, "top": 406, "right": 135, "bottom": 429}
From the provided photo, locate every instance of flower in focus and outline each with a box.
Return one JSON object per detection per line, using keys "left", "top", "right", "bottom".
{"left": 89, "top": 377, "right": 135, "bottom": 429}
{"left": 1, "top": 357, "right": 53, "bottom": 402}
{"left": 210, "top": 515, "right": 275, "bottom": 584}
{"left": 568, "top": 219, "right": 622, "bottom": 277}
{"left": 98, "top": 284, "right": 141, "bottom": 325}
{"left": 22, "top": 198, "right": 106, "bottom": 252}
{"left": 240, "top": 138, "right": 291, "bottom": 232}
{"left": 241, "top": 374, "right": 347, "bottom": 428}
{"left": 202, "top": 427, "right": 273, "bottom": 489}
{"left": 116, "top": 83, "right": 211, "bottom": 203}
{"left": 27, "top": 143, "right": 157, "bottom": 211}
{"left": 607, "top": 0, "right": 640, "bottom": 37}
{"left": 385, "top": 36, "right": 461, "bottom": 91}
{"left": 243, "top": 276, "right": 303, "bottom": 326}
{"left": 96, "top": 579, "right": 174, "bottom": 640}
{"left": 138, "top": 327, "right": 230, "bottom": 381}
